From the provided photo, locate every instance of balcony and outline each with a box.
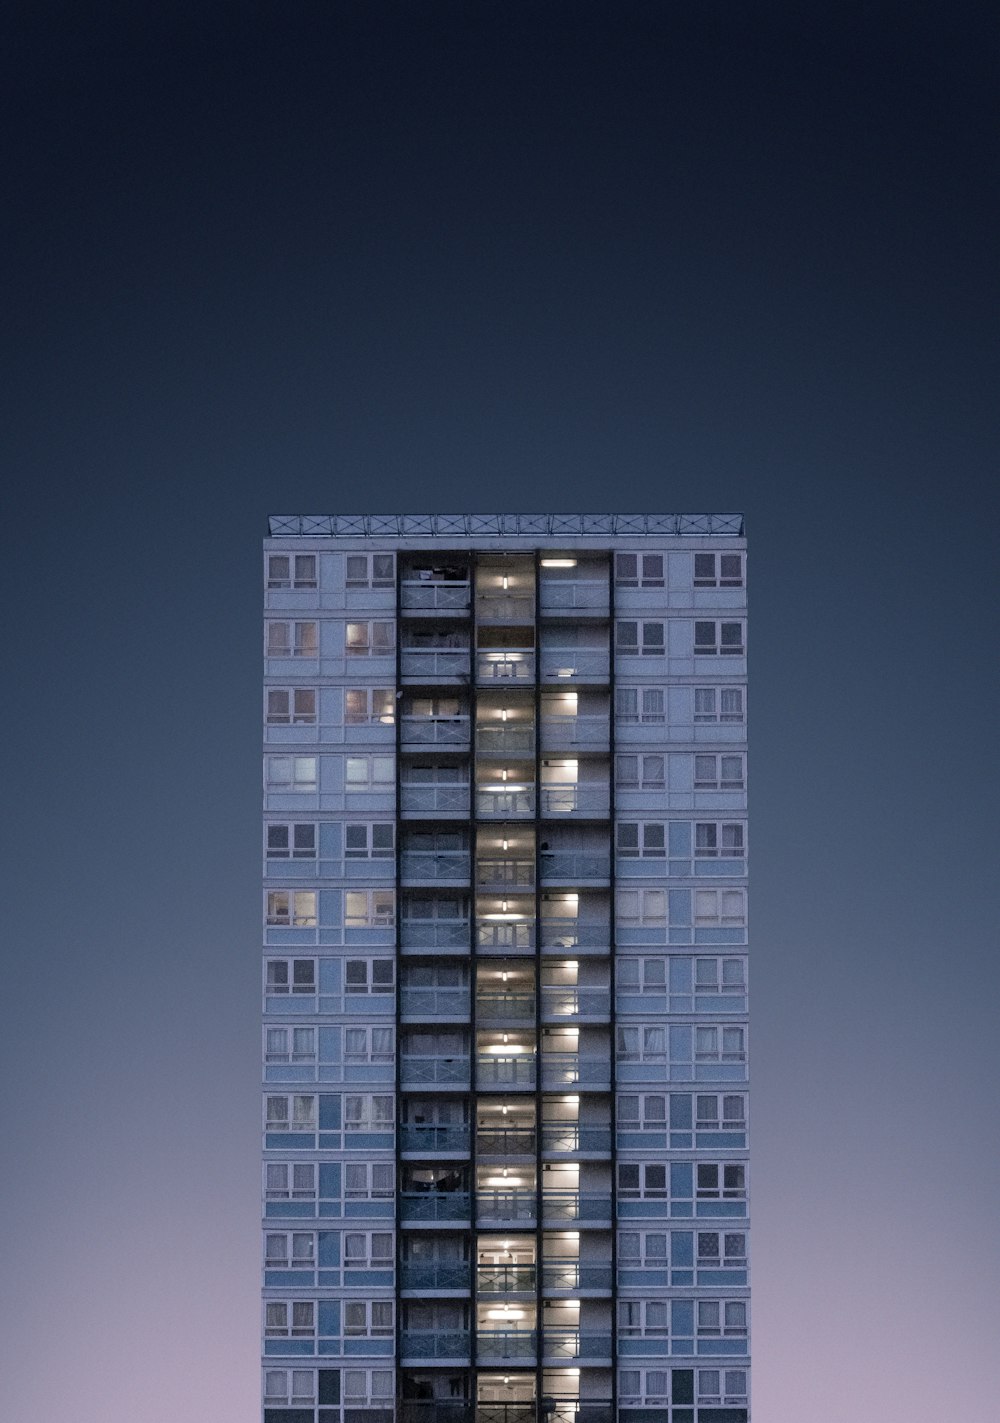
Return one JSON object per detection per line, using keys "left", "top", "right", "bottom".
{"left": 399, "top": 1330, "right": 472, "bottom": 1360}
{"left": 476, "top": 1330, "right": 538, "bottom": 1362}
{"left": 541, "top": 1261, "right": 613, "bottom": 1292}
{"left": 541, "top": 1330, "right": 613, "bottom": 1363}
{"left": 476, "top": 1189, "right": 537, "bottom": 1225}
{"left": 400, "top": 988, "right": 471, "bottom": 1020}
{"left": 539, "top": 853, "right": 611, "bottom": 884}
{"left": 539, "top": 786, "right": 610, "bottom": 818}
{"left": 541, "top": 1192, "right": 612, "bottom": 1225}
{"left": 476, "top": 991, "right": 535, "bottom": 1024}
{"left": 477, "top": 652, "right": 536, "bottom": 684}
{"left": 400, "top": 919, "right": 471, "bottom": 951}
{"left": 399, "top": 1192, "right": 472, "bottom": 1224}
{"left": 400, "top": 1056, "right": 471, "bottom": 1088}
{"left": 401, "top": 851, "right": 471, "bottom": 885}
{"left": 401, "top": 579, "right": 471, "bottom": 613}
{"left": 540, "top": 921, "right": 609, "bottom": 953}
{"left": 401, "top": 648, "right": 472, "bottom": 682}
{"left": 539, "top": 651, "right": 609, "bottom": 684}
{"left": 400, "top": 784, "right": 471, "bottom": 817}
{"left": 400, "top": 1262, "right": 472, "bottom": 1292}
{"left": 477, "top": 1053, "right": 537, "bottom": 1090}
{"left": 476, "top": 788, "right": 535, "bottom": 818}
{"left": 477, "top": 857, "right": 535, "bottom": 890}
{"left": 477, "top": 922, "right": 535, "bottom": 953}
{"left": 540, "top": 714, "right": 610, "bottom": 752}
{"left": 475, "top": 1126, "right": 536, "bottom": 1158}
{"left": 476, "top": 1264, "right": 536, "bottom": 1295}
{"left": 540, "top": 1053, "right": 611, "bottom": 1090}
{"left": 476, "top": 725, "right": 536, "bottom": 755}
{"left": 540, "top": 987, "right": 611, "bottom": 1022}
{"left": 400, "top": 1124, "right": 471, "bottom": 1155}
{"left": 540, "top": 1123, "right": 612, "bottom": 1156}
{"left": 401, "top": 715, "right": 471, "bottom": 747}
{"left": 538, "top": 579, "right": 609, "bottom": 616}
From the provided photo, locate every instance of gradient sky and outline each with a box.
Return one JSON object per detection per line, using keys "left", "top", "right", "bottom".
{"left": 1, "top": 3, "right": 997, "bottom": 1419}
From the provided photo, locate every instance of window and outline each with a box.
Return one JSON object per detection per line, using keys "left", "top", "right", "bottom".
{"left": 266, "top": 891, "right": 318, "bottom": 927}
{"left": 618, "top": 1299, "right": 669, "bottom": 1337}
{"left": 345, "top": 687, "right": 395, "bottom": 724}
{"left": 343, "top": 1094, "right": 395, "bottom": 1131}
{"left": 264, "top": 1369, "right": 316, "bottom": 1405}
{"left": 265, "top": 1231, "right": 315, "bottom": 1269}
{"left": 346, "top": 553, "right": 395, "bottom": 588}
{"left": 345, "top": 1300, "right": 394, "bottom": 1336}
{"left": 345, "top": 889, "right": 396, "bottom": 927}
{"left": 344, "top": 1162, "right": 395, "bottom": 1198}
{"left": 617, "top": 1229, "right": 668, "bottom": 1266}
{"left": 266, "top": 1027, "right": 316, "bottom": 1064}
{"left": 615, "top": 754, "right": 665, "bottom": 789}
{"left": 266, "top": 687, "right": 317, "bottom": 725}
{"left": 617, "top": 1161, "right": 668, "bottom": 1199}
{"left": 697, "top": 1231, "right": 747, "bottom": 1267}
{"left": 694, "top": 958, "right": 746, "bottom": 995}
{"left": 698, "top": 1368, "right": 748, "bottom": 1404}
{"left": 266, "top": 756, "right": 318, "bottom": 793}
{"left": 265, "top": 1301, "right": 315, "bottom": 1338}
{"left": 265, "top": 1162, "right": 317, "bottom": 1200}
{"left": 345, "top": 620, "right": 395, "bottom": 655}
{"left": 345, "top": 958, "right": 395, "bottom": 993}
{"left": 695, "top": 1094, "right": 747, "bottom": 1131}
{"left": 616, "top": 1026, "right": 667, "bottom": 1061}
{"left": 694, "top": 889, "right": 746, "bottom": 928}
{"left": 694, "top": 620, "right": 744, "bottom": 656}
{"left": 694, "top": 553, "right": 743, "bottom": 588}
{"left": 696, "top": 1163, "right": 746, "bottom": 1200}
{"left": 344, "top": 1026, "right": 395, "bottom": 1063}
{"left": 616, "top": 889, "right": 666, "bottom": 926}
{"left": 616, "top": 958, "right": 666, "bottom": 992}
{"left": 616, "top": 1096, "right": 668, "bottom": 1135}
{"left": 615, "top": 553, "right": 664, "bottom": 587}
{"left": 268, "top": 554, "right": 317, "bottom": 590}
{"left": 615, "top": 686, "right": 665, "bottom": 724}
{"left": 267, "top": 822, "right": 317, "bottom": 859}
{"left": 694, "top": 686, "right": 745, "bottom": 723}
{"left": 266, "top": 958, "right": 316, "bottom": 998}
{"left": 266, "top": 621, "right": 318, "bottom": 657}
{"left": 345, "top": 823, "right": 395, "bottom": 857}
{"left": 265, "top": 1095, "right": 317, "bottom": 1132}
{"left": 616, "top": 821, "right": 666, "bottom": 858}
{"left": 345, "top": 756, "right": 395, "bottom": 790}
{"left": 697, "top": 1300, "right": 747, "bottom": 1338}
{"left": 695, "top": 822, "right": 745, "bottom": 858}
{"left": 343, "top": 1231, "right": 394, "bottom": 1267}
{"left": 693, "top": 754, "right": 744, "bottom": 790}
{"left": 616, "top": 620, "right": 665, "bottom": 655}
{"left": 695, "top": 1026, "right": 746, "bottom": 1062}
{"left": 343, "top": 1370, "right": 395, "bottom": 1403}
{"left": 618, "top": 1369, "right": 670, "bottom": 1405}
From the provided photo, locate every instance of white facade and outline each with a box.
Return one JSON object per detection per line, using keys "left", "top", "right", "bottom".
{"left": 262, "top": 514, "right": 749, "bottom": 1423}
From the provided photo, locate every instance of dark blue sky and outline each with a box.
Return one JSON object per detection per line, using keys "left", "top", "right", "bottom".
{"left": 1, "top": 3, "right": 997, "bottom": 1419}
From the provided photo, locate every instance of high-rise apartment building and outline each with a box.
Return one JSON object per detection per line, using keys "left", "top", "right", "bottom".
{"left": 262, "top": 514, "right": 749, "bottom": 1423}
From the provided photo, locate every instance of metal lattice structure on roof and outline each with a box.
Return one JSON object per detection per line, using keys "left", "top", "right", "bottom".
{"left": 268, "top": 513, "right": 745, "bottom": 537}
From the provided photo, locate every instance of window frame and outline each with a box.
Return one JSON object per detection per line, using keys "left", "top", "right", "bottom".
{"left": 267, "top": 553, "right": 318, "bottom": 590}
{"left": 693, "top": 552, "right": 743, "bottom": 588}
{"left": 346, "top": 553, "right": 396, "bottom": 588}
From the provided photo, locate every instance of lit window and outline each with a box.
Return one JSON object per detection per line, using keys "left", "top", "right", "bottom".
{"left": 345, "top": 621, "right": 395, "bottom": 655}
{"left": 344, "top": 687, "right": 395, "bottom": 723}
{"left": 345, "top": 756, "right": 395, "bottom": 789}
{"left": 266, "top": 891, "right": 317, "bottom": 927}
{"left": 266, "top": 756, "right": 318, "bottom": 792}
{"left": 345, "top": 889, "right": 395, "bottom": 927}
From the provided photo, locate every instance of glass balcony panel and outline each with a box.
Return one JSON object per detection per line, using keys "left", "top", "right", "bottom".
{"left": 539, "top": 853, "right": 611, "bottom": 881}
{"left": 542, "top": 1330, "right": 613, "bottom": 1361}
{"left": 541, "top": 1191, "right": 612, "bottom": 1223}
{"left": 401, "top": 988, "right": 471, "bottom": 1018}
{"left": 477, "top": 922, "right": 536, "bottom": 952}
{"left": 400, "top": 919, "right": 471, "bottom": 948}
{"left": 477, "top": 1054, "right": 537, "bottom": 1089}
{"left": 477, "top": 857, "right": 536, "bottom": 888}
{"left": 399, "top": 1330, "right": 472, "bottom": 1358}
{"left": 475, "top": 1406, "right": 537, "bottom": 1423}
{"left": 540, "top": 1123, "right": 612, "bottom": 1155}
{"left": 476, "top": 1190, "right": 537, "bottom": 1224}
{"left": 476, "top": 992, "right": 535, "bottom": 1024}
{"left": 476, "top": 725, "right": 536, "bottom": 754}
{"left": 540, "top": 1053, "right": 611, "bottom": 1089}
{"left": 475, "top": 1126, "right": 536, "bottom": 1157}
{"left": 476, "top": 789, "right": 536, "bottom": 817}
{"left": 400, "top": 785, "right": 471, "bottom": 815}
{"left": 400, "top": 1056, "right": 471, "bottom": 1086}
{"left": 400, "top": 579, "right": 471, "bottom": 611}
{"left": 400, "top": 1261, "right": 472, "bottom": 1290}
{"left": 476, "top": 592, "right": 535, "bottom": 622}
{"left": 539, "top": 786, "right": 611, "bottom": 817}
{"left": 477, "top": 652, "right": 536, "bottom": 683}
{"left": 539, "top": 714, "right": 610, "bottom": 750}
{"left": 539, "top": 651, "right": 610, "bottom": 683}
{"left": 476, "top": 1264, "right": 536, "bottom": 1294}
{"left": 475, "top": 1329, "right": 538, "bottom": 1361}
{"left": 400, "top": 1192, "right": 472, "bottom": 1223}
{"left": 400, "top": 1124, "right": 471, "bottom": 1153}
{"left": 540, "top": 920, "right": 609, "bottom": 950}
{"left": 540, "top": 987, "right": 610, "bottom": 1020}
{"left": 401, "top": 851, "right": 471, "bottom": 882}
{"left": 401, "top": 715, "right": 471, "bottom": 745}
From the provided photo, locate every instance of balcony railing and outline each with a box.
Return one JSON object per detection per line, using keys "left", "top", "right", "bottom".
{"left": 477, "top": 1054, "right": 536, "bottom": 1089}
{"left": 400, "top": 1262, "right": 472, "bottom": 1291}
{"left": 538, "top": 579, "right": 609, "bottom": 613}
{"left": 400, "top": 785, "right": 471, "bottom": 815}
{"left": 539, "top": 853, "right": 611, "bottom": 881}
{"left": 400, "top": 715, "right": 471, "bottom": 746}
{"left": 542, "top": 1330, "right": 613, "bottom": 1361}
{"left": 399, "top": 1124, "right": 471, "bottom": 1153}
{"left": 540, "top": 988, "right": 611, "bottom": 1020}
{"left": 476, "top": 1263, "right": 536, "bottom": 1294}
{"left": 399, "top": 1192, "right": 472, "bottom": 1223}
{"left": 400, "top": 919, "right": 471, "bottom": 949}
{"left": 476, "top": 726, "right": 536, "bottom": 754}
{"left": 476, "top": 858, "right": 535, "bottom": 888}
{"left": 539, "top": 786, "right": 610, "bottom": 817}
{"left": 476, "top": 789, "right": 535, "bottom": 817}
{"left": 400, "top": 579, "right": 471, "bottom": 611}
{"left": 475, "top": 1329, "right": 538, "bottom": 1361}
{"left": 399, "top": 1330, "right": 472, "bottom": 1358}
{"left": 540, "top": 714, "right": 610, "bottom": 750}
{"left": 400, "top": 988, "right": 471, "bottom": 1019}
{"left": 477, "top": 922, "right": 535, "bottom": 952}
{"left": 476, "top": 1189, "right": 537, "bottom": 1223}
{"left": 540, "top": 1123, "right": 612, "bottom": 1154}
{"left": 541, "top": 1261, "right": 613, "bottom": 1291}
{"left": 476, "top": 992, "right": 535, "bottom": 1024}
{"left": 476, "top": 594, "right": 535, "bottom": 622}
{"left": 539, "top": 651, "right": 610, "bottom": 683}
{"left": 401, "top": 649, "right": 472, "bottom": 679}
{"left": 540, "top": 1053, "right": 611, "bottom": 1089}
{"left": 541, "top": 1191, "right": 612, "bottom": 1223}
{"left": 400, "top": 1056, "right": 471, "bottom": 1086}
{"left": 475, "top": 1127, "right": 536, "bottom": 1157}
{"left": 401, "top": 851, "right": 471, "bottom": 882}
{"left": 540, "top": 920, "right": 610, "bottom": 950}
{"left": 477, "top": 652, "right": 536, "bottom": 683}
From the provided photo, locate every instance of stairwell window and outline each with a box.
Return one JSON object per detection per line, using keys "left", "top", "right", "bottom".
{"left": 345, "top": 889, "right": 396, "bottom": 927}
